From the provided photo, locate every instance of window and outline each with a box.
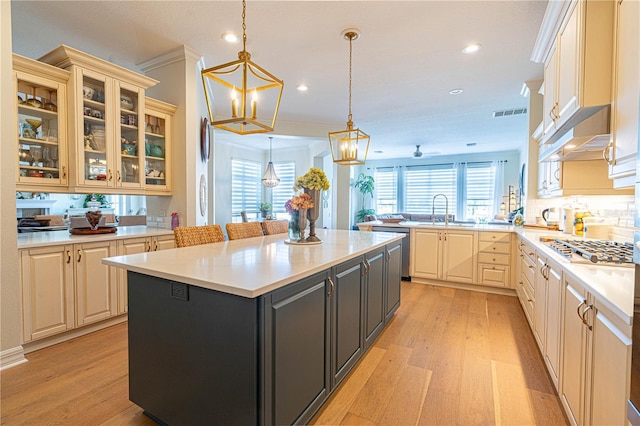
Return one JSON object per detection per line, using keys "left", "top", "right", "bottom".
{"left": 404, "top": 165, "right": 457, "bottom": 215}
{"left": 464, "top": 162, "right": 495, "bottom": 221}
{"left": 231, "top": 158, "right": 261, "bottom": 218}
{"left": 271, "top": 161, "right": 296, "bottom": 214}
{"left": 374, "top": 168, "right": 398, "bottom": 214}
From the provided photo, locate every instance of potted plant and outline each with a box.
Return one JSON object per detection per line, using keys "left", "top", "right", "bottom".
{"left": 354, "top": 173, "right": 375, "bottom": 223}
{"left": 260, "top": 202, "right": 272, "bottom": 219}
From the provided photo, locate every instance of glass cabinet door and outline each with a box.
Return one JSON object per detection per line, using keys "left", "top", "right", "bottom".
{"left": 144, "top": 97, "right": 174, "bottom": 193}
{"left": 16, "top": 72, "right": 67, "bottom": 186}
{"left": 116, "top": 82, "right": 144, "bottom": 188}
{"left": 80, "top": 72, "right": 110, "bottom": 186}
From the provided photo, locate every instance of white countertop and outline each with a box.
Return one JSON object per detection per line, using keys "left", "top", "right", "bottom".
{"left": 17, "top": 226, "right": 174, "bottom": 249}
{"left": 514, "top": 228, "right": 634, "bottom": 326}
{"left": 103, "top": 229, "right": 405, "bottom": 299}
{"left": 357, "top": 220, "right": 513, "bottom": 232}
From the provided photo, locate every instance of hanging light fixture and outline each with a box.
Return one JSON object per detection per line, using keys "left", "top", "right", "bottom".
{"left": 201, "top": 0, "right": 284, "bottom": 135}
{"left": 262, "top": 136, "right": 280, "bottom": 187}
{"left": 329, "top": 29, "right": 370, "bottom": 166}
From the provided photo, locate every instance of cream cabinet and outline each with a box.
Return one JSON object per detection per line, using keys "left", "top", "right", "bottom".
{"left": 14, "top": 54, "right": 70, "bottom": 192}
{"left": 20, "top": 245, "right": 74, "bottom": 342}
{"left": 116, "top": 235, "right": 175, "bottom": 314}
{"left": 144, "top": 98, "right": 176, "bottom": 194}
{"left": 541, "top": 0, "right": 614, "bottom": 144}
{"left": 411, "top": 229, "right": 476, "bottom": 284}
{"left": 606, "top": 0, "right": 640, "bottom": 187}
{"left": 516, "top": 237, "right": 536, "bottom": 327}
{"left": 39, "top": 45, "right": 158, "bottom": 194}
{"left": 561, "top": 275, "right": 631, "bottom": 426}
{"left": 537, "top": 160, "right": 632, "bottom": 198}
{"left": 477, "top": 232, "right": 511, "bottom": 288}
{"left": 533, "top": 253, "right": 563, "bottom": 391}
{"left": 20, "top": 240, "right": 117, "bottom": 342}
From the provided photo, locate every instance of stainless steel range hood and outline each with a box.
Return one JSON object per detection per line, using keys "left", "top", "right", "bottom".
{"left": 539, "top": 106, "right": 610, "bottom": 162}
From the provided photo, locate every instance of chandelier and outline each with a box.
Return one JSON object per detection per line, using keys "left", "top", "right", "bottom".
{"left": 201, "top": 0, "right": 284, "bottom": 135}
{"left": 329, "top": 29, "right": 370, "bottom": 165}
{"left": 262, "top": 137, "right": 280, "bottom": 187}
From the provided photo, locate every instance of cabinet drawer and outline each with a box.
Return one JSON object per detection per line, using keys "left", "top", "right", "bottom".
{"left": 478, "top": 241, "right": 511, "bottom": 254}
{"left": 479, "top": 264, "right": 510, "bottom": 288}
{"left": 522, "top": 255, "right": 535, "bottom": 288}
{"left": 479, "top": 232, "right": 510, "bottom": 243}
{"left": 519, "top": 239, "right": 536, "bottom": 262}
{"left": 477, "top": 252, "right": 510, "bottom": 265}
{"left": 520, "top": 278, "right": 534, "bottom": 325}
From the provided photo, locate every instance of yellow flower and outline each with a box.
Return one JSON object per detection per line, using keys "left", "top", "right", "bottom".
{"left": 293, "top": 167, "right": 330, "bottom": 191}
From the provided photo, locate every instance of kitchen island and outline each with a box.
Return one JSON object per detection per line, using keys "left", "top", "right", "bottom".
{"left": 102, "top": 229, "right": 404, "bottom": 425}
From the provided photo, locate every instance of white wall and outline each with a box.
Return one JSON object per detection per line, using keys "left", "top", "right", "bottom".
{"left": 1, "top": 0, "right": 24, "bottom": 367}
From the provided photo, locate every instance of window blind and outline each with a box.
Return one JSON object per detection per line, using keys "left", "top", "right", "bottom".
{"left": 404, "top": 165, "right": 457, "bottom": 215}
{"left": 231, "top": 158, "right": 261, "bottom": 215}
{"left": 271, "top": 161, "right": 296, "bottom": 213}
{"left": 374, "top": 168, "right": 398, "bottom": 214}
{"left": 464, "top": 162, "right": 495, "bottom": 220}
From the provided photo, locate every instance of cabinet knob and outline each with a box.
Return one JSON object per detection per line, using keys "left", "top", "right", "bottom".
{"left": 62, "top": 166, "right": 67, "bottom": 179}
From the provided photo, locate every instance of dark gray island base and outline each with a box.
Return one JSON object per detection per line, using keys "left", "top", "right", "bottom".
{"left": 127, "top": 241, "right": 402, "bottom": 425}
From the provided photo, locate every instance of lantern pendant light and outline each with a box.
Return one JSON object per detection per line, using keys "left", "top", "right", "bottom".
{"left": 329, "top": 29, "right": 370, "bottom": 165}
{"left": 262, "top": 137, "right": 280, "bottom": 187}
{"left": 201, "top": 0, "right": 284, "bottom": 135}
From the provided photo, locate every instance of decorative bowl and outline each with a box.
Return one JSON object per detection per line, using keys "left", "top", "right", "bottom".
{"left": 149, "top": 145, "right": 164, "bottom": 157}
{"left": 120, "top": 96, "right": 134, "bottom": 111}
{"left": 121, "top": 143, "right": 136, "bottom": 156}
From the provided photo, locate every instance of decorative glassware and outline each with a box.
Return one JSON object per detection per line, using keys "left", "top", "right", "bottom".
{"left": 288, "top": 211, "right": 301, "bottom": 242}
{"left": 298, "top": 208, "right": 308, "bottom": 241}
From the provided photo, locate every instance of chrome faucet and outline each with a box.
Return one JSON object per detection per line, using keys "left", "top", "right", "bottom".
{"left": 432, "top": 194, "right": 449, "bottom": 225}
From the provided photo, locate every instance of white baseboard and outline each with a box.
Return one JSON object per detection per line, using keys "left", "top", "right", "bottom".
{"left": 0, "top": 346, "right": 27, "bottom": 371}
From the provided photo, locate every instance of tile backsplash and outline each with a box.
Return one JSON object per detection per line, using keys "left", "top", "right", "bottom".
{"left": 525, "top": 195, "right": 635, "bottom": 228}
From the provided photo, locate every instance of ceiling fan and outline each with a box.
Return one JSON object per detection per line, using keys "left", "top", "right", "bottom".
{"left": 413, "top": 145, "right": 423, "bottom": 158}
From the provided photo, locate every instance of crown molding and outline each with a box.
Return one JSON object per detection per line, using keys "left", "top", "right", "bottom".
{"left": 138, "top": 45, "right": 202, "bottom": 73}
{"left": 530, "top": 0, "right": 572, "bottom": 63}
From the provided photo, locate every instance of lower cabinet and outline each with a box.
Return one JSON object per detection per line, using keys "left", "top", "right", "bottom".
{"left": 411, "top": 229, "right": 476, "bottom": 284}
{"left": 560, "top": 275, "right": 631, "bottom": 426}
{"left": 127, "top": 242, "right": 402, "bottom": 426}
{"left": 20, "top": 240, "right": 117, "bottom": 342}
{"left": 116, "top": 234, "right": 175, "bottom": 314}
{"left": 477, "top": 232, "right": 511, "bottom": 288}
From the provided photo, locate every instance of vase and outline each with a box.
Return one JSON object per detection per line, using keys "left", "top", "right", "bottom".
{"left": 305, "top": 188, "right": 321, "bottom": 242}
{"left": 288, "top": 211, "right": 301, "bottom": 241}
{"left": 298, "top": 208, "right": 308, "bottom": 241}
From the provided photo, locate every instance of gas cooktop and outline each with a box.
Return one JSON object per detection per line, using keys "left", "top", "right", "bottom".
{"left": 546, "top": 239, "right": 634, "bottom": 266}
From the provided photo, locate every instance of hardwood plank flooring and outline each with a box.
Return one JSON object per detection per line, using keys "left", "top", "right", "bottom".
{"left": 1, "top": 282, "right": 567, "bottom": 425}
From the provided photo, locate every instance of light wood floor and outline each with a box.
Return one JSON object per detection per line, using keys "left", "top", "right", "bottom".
{"left": 1, "top": 282, "right": 568, "bottom": 425}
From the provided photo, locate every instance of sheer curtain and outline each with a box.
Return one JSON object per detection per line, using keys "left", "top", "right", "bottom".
{"left": 492, "top": 160, "right": 506, "bottom": 218}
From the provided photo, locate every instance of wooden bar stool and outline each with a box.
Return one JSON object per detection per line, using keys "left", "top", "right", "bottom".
{"left": 174, "top": 224, "right": 226, "bottom": 248}
{"left": 261, "top": 219, "right": 289, "bottom": 235}
{"left": 225, "top": 222, "right": 264, "bottom": 240}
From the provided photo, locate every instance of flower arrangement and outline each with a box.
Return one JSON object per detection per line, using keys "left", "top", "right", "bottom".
{"left": 284, "top": 193, "right": 314, "bottom": 213}
{"left": 293, "top": 167, "right": 330, "bottom": 191}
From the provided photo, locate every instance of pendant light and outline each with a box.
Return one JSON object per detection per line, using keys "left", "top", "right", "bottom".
{"left": 262, "top": 137, "right": 280, "bottom": 187}
{"left": 329, "top": 29, "right": 370, "bottom": 165}
{"left": 201, "top": 0, "right": 284, "bottom": 135}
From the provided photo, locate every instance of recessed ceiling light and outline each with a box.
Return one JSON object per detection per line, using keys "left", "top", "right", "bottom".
{"left": 449, "top": 88, "right": 463, "bottom": 95}
{"left": 221, "top": 32, "right": 239, "bottom": 44}
{"left": 296, "top": 84, "right": 308, "bottom": 92}
{"left": 462, "top": 43, "right": 482, "bottom": 54}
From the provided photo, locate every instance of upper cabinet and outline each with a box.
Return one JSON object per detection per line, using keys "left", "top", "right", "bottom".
{"left": 14, "top": 54, "right": 70, "bottom": 193}
{"left": 538, "top": 0, "right": 614, "bottom": 144}
{"left": 144, "top": 98, "right": 176, "bottom": 194}
{"left": 605, "top": 0, "right": 640, "bottom": 188}
{"left": 39, "top": 45, "right": 161, "bottom": 195}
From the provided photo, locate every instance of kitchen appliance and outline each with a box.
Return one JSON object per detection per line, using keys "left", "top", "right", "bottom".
{"left": 561, "top": 208, "right": 573, "bottom": 233}
{"left": 371, "top": 226, "right": 410, "bottom": 280}
{"left": 541, "top": 208, "right": 560, "bottom": 226}
{"left": 546, "top": 238, "right": 634, "bottom": 266}
{"left": 627, "top": 96, "right": 640, "bottom": 426}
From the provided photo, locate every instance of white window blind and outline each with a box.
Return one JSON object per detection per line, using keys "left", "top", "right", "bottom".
{"left": 374, "top": 167, "right": 398, "bottom": 214}
{"left": 404, "top": 165, "right": 457, "bottom": 215}
{"left": 272, "top": 161, "right": 296, "bottom": 213}
{"left": 464, "top": 162, "right": 495, "bottom": 220}
{"left": 231, "top": 158, "right": 261, "bottom": 215}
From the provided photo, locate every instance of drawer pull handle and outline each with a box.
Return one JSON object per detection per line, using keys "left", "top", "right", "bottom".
{"left": 66, "top": 250, "right": 71, "bottom": 264}
{"left": 77, "top": 249, "right": 82, "bottom": 263}
{"left": 327, "top": 277, "right": 335, "bottom": 297}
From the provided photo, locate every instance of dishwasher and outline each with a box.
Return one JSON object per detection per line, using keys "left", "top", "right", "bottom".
{"left": 371, "top": 226, "right": 411, "bottom": 280}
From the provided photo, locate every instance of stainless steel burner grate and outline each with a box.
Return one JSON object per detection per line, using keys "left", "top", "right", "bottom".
{"left": 548, "top": 239, "right": 634, "bottom": 265}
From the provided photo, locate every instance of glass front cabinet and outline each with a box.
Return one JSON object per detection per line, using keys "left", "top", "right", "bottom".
{"left": 39, "top": 45, "right": 158, "bottom": 194}
{"left": 14, "top": 54, "right": 70, "bottom": 191}
{"left": 144, "top": 98, "right": 176, "bottom": 194}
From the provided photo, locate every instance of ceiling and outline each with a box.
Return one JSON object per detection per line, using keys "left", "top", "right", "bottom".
{"left": 10, "top": 0, "right": 547, "bottom": 160}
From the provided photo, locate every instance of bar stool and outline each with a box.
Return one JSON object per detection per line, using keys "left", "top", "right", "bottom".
{"left": 174, "top": 224, "right": 226, "bottom": 248}
{"left": 226, "top": 222, "right": 264, "bottom": 240}
{"left": 261, "top": 219, "right": 289, "bottom": 235}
